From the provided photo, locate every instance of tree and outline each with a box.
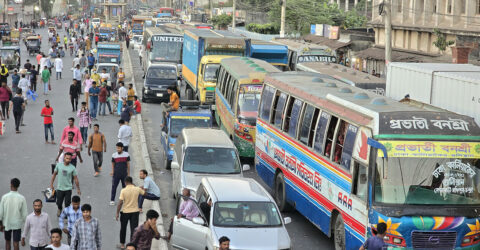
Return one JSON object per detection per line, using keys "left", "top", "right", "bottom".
{"left": 211, "top": 14, "right": 232, "bottom": 29}
{"left": 40, "top": 0, "right": 53, "bottom": 17}
{"left": 432, "top": 28, "right": 455, "bottom": 52}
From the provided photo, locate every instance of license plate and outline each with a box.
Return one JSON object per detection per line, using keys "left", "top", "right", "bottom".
{"left": 156, "top": 93, "right": 163, "bottom": 97}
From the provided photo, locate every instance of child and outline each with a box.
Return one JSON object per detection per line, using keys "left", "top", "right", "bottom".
{"left": 359, "top": 222, "right": 387, "bottom": 250}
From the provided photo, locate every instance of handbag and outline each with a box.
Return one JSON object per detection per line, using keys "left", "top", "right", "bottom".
{"left": 43, "top": 188, "right": 56, "bottom": 203}
{"left": 48, "top": 83, "right": 51, "bottom": 91}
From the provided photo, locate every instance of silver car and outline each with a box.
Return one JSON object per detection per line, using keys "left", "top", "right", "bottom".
{"left": 170, "top": 177, "right": 292, "bottom": 250}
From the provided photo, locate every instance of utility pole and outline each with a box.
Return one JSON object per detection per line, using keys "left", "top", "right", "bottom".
{"left": 209, "top": 0, "right": 212, "bottom": 19}
{"left": 3, "top": 0, "right": 6, "bottom": 23}
{"left": 384, "top": 0, "right": 392, "bottom": 66}
{"left": 279, "top": 0, "right": 285, "bottom": 37}
{"left": 232, "top": 0, "right": 235, "bottom": 30}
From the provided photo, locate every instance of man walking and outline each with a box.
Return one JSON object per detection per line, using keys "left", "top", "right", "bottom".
{"left": 21, "top": 199, "right": 51, "bottom": 249}
{"left": 89, "top": 81, "right": 100, "bottom": 120}
{"left": 73, "top": 65, "right": 82, "bottom": 87}
{"left": 138, "top": 170, "right": 160, "bottom": 212}
{"left": 87, "top": 53, "right": 95, "bottom": 73}
{"left": 18, "top": 74, "right": 30, "bottom": 100}
{"left": 0, "top": 178, "right": 28, "bottom": 250}
{"left": 46, "top": 228, "right": 70, "bottom": 250}
{"left": 57, "top": 130, "right": 83, "bottom": 167}
{"left": 10, "top": 89, "right": 25, "bottom": 134}
{"left": 117, "top": 82, "right": 127, "bottom": 115}
{"left": 29, "top": 65, "right": 38, "bottom": 92}
{"left": 88, "top": 124, "right": 107, "bottom": 177}
{"left": 60, "top": 117, "right": 83, "bottom": 149}
{"left": 58, "top": 195, "right": 81, "bottom": 245}
{"left": 120, "top": 100, "right": 133, "bottom": 124}
{"left": 111, "top": 142, "right": 130, "bottom": 205}
{"left": 115, "top": 176, "right": 145, "bottom": 249}
{"left": 50, "top": 152, "right": 81, "bottom": 217}
{"left": 41, "top": 100, "right": 55, "bottom": 144}
{"left": 118, "top": 119, "right": 132, "bottom": 152}
{"left": 69, "top": 80, "right": 80, "bottom": 111}
{"left": 55, "top": 55, "right": 63, "bottom": 80}
{"left": 41, "top": 66, "right": 51, "bottom": 95}
{"left": 131, "top": 210, "right": 160, "bottom": 250}
{"left": 70, "top": 204, "right": 101, "bottom": 250}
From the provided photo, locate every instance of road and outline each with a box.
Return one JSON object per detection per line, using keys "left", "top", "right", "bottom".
{"left": 129, "top": 49, "right": 335, "bottom": 250}
{"left": 0, "top": 26, "right": 155, "bottom": 249}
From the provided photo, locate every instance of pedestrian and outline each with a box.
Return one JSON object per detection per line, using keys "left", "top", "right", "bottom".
{"left": 0, "top": 81, "right": 11, "bottom": 120}
{"left": 41, "top": 100, "right": 55, "bottom": 144}
{"left": 70, "top": 204, "right": 101, "bottom": 250}
{"left": 21, "top": 199, "right": 51, "bottom": 249}
{"left": 131, "top": 209, "right": 160, "bottom": 250}
{"left": 161, "top": 86, "right": 179, "bottom": 127}
{"left": 115, "top": 176, "right": 145, "bottom": 249}
{"left": 88, "top": 124, "right": 107, "bottom": 177}
{"left": 127, "top": 83, "right": 135, "bottom": 106}
{"left": 126, "top": 35, "right": 130, "bottom": 49}
{"left": 50, "top": 152, "right": 81, "bottom": 217}
{"left": 118, "top": 82, "right": 127, "bottom": 115}
{"left": 41, "top": 66, "right": 51, "bottom": 95}
{"left": 98, "top": 82, "right": 109, "bottom": 116}
{"left": 163, "top": 188, "right": 199, "bottom": 241}
{"left": 110, "top": 66, "right": 118, "bottom": 90}
{"left": 99, "top": 68, "right": 110, "bottom": 83}
{"left": 111, "top": 142, "right": 130, "bottom": 205}
{"left": 58, "top": 195, "right": 81, "bottom": 245}
{"left": 29, "top": 65, "right": 38, "bottom": 92}
{"left": 94, "top": 35, "right": 99, "bottom": 47}
{"left": 73, "top": 65, "right": 82, "bottom": 87}
{"left": 359, "top": 222, "right": 387, "bottom": 250}
{"left": 89, "top": 81, "right": 100, "bottom": 120}
{"left": 11, "top": 69, "right": 19, "bottom": 93}
{"left": 118, "top": 119, "right": 132, "bottom": 152}
{"left": 70, "top": 80, "right": 80, "bottom": 111}
{"left": 87, "top": 53, "right": 95, "bottom": 73}
{"left": 0, "top": 64, "right": 10, "bottom": 84}
{"left": 46, "top": 228, "right": 70, "bottom": 250}
{"left": 138, "top": 170, "right": 160, "bottom": 213}
{"left": 120, "top": 100, "right": 133, "bottom": 123}
{"left": 126, "top": 243, "right": 136, "bottom": 250}
{"left": 117, "top": 68, "right": 125, "bottom": 85}
{"left": 0, "top": 178, "right": 28, "bottom": 250}
{"left": 55, "top": 55, "right": 63, "bottom": 80}
{"left": 36, "top": 53, "right": 42, "bottom": 71}
{"left": 24, "top": 59, "right": 32, "bottom": 71}
{"left": 61, "top": 117, "right": 83, "bottom": 148}
{"left": 83, "top": 74, "right": 92, "bottom": 107}
{"left": 219, "top": 236, "right": 230, "bottom": 250}
{"left": 90, "top": 70, "right": 100, "bottom": 88}
{"left": 47, "top": 55, "right": 54, "bottom": 74}
{"left": 10, "top": 89, "right": 25, "bottom": 133}
{"left": 72, "top": 55, "right": 80, "bottom": 69}
{"left": 56, "top": 131, "right": 83, "bottom": 168}
{"left": 133, "top": 96, "right": 141, "bottom": 115}
{"left": 77, "top": 102, "right": 91, "bottom": 145}
{"left": 40, "top": 54, "right": 48, "bottom": 72}
{"left": 79, "top": 54, "right": 87, "bottom": 72}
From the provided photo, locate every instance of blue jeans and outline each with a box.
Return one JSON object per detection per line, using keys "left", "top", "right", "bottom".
{"left": 90, "top": 99, "right": 98, "bottom": 118}
{"left": 56, "top": 71, "right": 61, "bottom": 79}
{"left": 43, "top": 81, "right": 48, "bottom": 94}
{"left": 99, "top": 102, "right": 106, "bottom": 115}
{"left": 44, "top": 123, "right": 54, "bottom": 141}
{"left": 111, "top": 175, "right": 126, "bottom": 201}
{"left": 138, "top": 192, "right": 160, "bottom": 208}
{"left": 117, "top": 100, "right": 123, "bottom": 115}
{"left": 80, "top": 126, "right": 88, "bottom": 143}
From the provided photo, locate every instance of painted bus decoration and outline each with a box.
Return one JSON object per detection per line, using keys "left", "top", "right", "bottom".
{"left": 255, "top": 71, "right": 480, "bottom": 249}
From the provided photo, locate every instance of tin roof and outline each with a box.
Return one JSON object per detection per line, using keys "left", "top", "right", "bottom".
{"left": 221, "top": 57, "right": 280, "bottom": 80}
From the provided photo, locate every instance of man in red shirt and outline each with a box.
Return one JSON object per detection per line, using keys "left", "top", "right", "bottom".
{"left": 41, "top": 100, "right": 55, "bottom": 144}
{"left": 56, "top": 131, "right": 83, "bottom": 167}
{"left": 61, "top": 117, "right": 83, "bottom": 149}
{"left": 133, "top": 96, "right": 141, "bottom": 114}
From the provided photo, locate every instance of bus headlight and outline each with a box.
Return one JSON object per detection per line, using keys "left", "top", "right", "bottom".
{"left": 462, "top": 233, "right": 480, "bottom": 247}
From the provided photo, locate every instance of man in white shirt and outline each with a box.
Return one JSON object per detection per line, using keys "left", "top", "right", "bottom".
{"left": 46, "top": 228, "right": 70, "bottom": 250}
{"left": 18, "top": 74, "right": 30, "bottom": 99}
{"left": 117, "top": 119, "right": 132, "bottom": 152}
{"left": 39, "top": 55, "right": 48, "bottom": 72}
{"left": 99, "top": 68, "right": 110, "bottom": 83}
{"left": 55, "top": 57, "right": 63, "bottom": 80}
{"left": 72, "top": 55, "right": 80, "bottom": 69}
{"left": 73, "top": 64, "right": 82, "bottom": 83}
{"left": 117, "top": 82, "right": 127, "bottom": 115}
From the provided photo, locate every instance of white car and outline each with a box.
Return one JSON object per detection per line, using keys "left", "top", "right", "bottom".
{"left": 132, "top": 35, "right": 143, "bottom": 51}
{"left": 171, "top": 128, "right": 249, "bottom": 199}
{"left": 171, "top": 177, "right": 292, "bottom": 250}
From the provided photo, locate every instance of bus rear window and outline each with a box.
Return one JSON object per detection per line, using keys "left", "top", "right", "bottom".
{"left": 259, "top": 86, "right": 274, "bottom": 121}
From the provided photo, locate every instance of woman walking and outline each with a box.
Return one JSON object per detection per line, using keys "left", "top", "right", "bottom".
{"left": 77, "top": 101, "right": 91, "bottom": 143}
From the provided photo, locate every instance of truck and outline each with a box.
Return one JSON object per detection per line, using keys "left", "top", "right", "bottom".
{"left": 273, "top": 38, "right": 336, "bottom": 70}
{"left": 182, "top": 29, "right": 247, "bottom": 104}
{"left": 96, "top": 43, "right": 122, "bottom": 64}
{"left": 97, "top": 24, "right": 113, "bottom": 42}
{"left": 131, "top": 15, "right": 152, "bottom": 36}
{"left": 386, "top": 62, "right": 480, "bottom": 125}
{"left": 246, "top": 39, "right": 288, "bottom": 71}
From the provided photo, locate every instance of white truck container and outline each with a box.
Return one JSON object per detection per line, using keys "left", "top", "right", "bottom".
{"left": 386, "top": 63, "right": 480, "bottom": 124}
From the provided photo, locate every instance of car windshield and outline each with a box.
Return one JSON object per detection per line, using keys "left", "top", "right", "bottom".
{"left": 203, "top": 64, "right": 220, "bottom": 82}
{"left": 133, "top": 36, "right": 142, "bottom": 42}
{"left": 213, "top": 202, "right": 282, "bottom": 227}
{"left": 183, "top": 147, "right": 241, "bottom": 174}
{"left": 170, "top": 116, "right": 210, "bottom": 137}
{"left": 147, "top": 67, "right": 176, "bottom": 79}
{"left": 375, "top": 157, "right": 480, "bottom": 205}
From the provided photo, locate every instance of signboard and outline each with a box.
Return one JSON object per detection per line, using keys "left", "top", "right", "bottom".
{"left": 152, "top": 36, "right": 183, "bottom": 42}
{"left": 329, "top": 26, "right": 339, "bottom": 39}
{"left": 7, "top": 7, "right": 14, "bottom": 14}
{"left": 378, "top": 141, "right": 480, "bottom": 158}
{"left": 315, "top": 24, "right": 324, "bottom": 36}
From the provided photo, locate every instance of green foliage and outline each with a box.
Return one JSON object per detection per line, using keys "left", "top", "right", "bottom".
{"left": 246, "top": 23, "right": 279, "bottom": 34}
{"left": 343, "top": 9, "right": 367, "bottom": 29}
{"left": 211, "top": 14, "right": 232, "bottom": 29}
{"left": 432, "top": 28, "right": 455, "bottom": 52}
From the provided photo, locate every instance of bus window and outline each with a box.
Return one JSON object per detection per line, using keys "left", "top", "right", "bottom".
{"left": 283, "top": 98, "right": 303, "bottom": 138}
{"left": 333, "top": 121, "right": 348, "bottom": 164}
{"left": 299, "top": 104, "right": 317, "bottom": 146}
{"left": 217, "top": 67, "right": 225, "bottom": 91}
{"left": 259, "top": 86, "right": 275, "bottom": 121}
{"left": 313, "top": 111, "right": 330, "bottom": 154}
{"left": 324, "top": 116, "right": 339, "bottom": 158}
{"left": 229, "top": 80, "right": 238, "bottom": 108}
{"left": 272, "top": 91, "right": 287, "bottom": 128}
{"left": 352, "top": 161, "right": 368, "bottom": 202}
{"left": 225, "top": 77, "right": 234, "bottom": 104}
{"left": 341, "top": 124, "right": 358, "bottom": 169}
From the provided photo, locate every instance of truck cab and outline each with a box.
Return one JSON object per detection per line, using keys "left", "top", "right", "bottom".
{"left": 96, "top": 43, "right": 122, "bottom": 65}
{"left": 161, "top": 101, "right": 213, "bottom": 169}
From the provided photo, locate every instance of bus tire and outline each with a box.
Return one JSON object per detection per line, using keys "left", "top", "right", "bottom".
{"left": 275, "top": 172, "right": 293, "bottom": 212}
{"left": 334, "top": 214, "right": 346, "bottom": 250}
{"left": 186, "top": 89, "right": 193, "bottom": 100}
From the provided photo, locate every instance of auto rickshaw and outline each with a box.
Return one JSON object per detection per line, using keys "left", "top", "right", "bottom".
{"left": 10, "top": 29, "right": 20, "bottom": 45}
{"left": 0, "top": 46, "right": 21, "bottom": 70}
{"left": 26, "top": 36, "right": 41, "bottom": 56}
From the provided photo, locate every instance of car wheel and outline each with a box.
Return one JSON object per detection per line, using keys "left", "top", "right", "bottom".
{"left": 275, "top": 172, "right": 293, "bottom": 212}
{"left": 186, "top": 89, "right": 193, "bottom": 100}
{"left": 334, "top": 215, "right": 346, "bottom": 250}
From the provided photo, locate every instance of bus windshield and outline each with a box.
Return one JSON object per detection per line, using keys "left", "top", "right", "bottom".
{"left": 374, "top": 157, "right": 480, "bottom": 205}
{"left": 203, "top": 64, "right": 220, "bottom": 82}
{"left": 238, "top": 92, "right": 261, "bottom": 114}
{"left": 150, "top": 40, "right": 182, "bottom": 62}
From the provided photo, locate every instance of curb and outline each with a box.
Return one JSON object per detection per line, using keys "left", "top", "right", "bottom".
{"left": 123, "top": 43, "right": 169, "bottom": 250}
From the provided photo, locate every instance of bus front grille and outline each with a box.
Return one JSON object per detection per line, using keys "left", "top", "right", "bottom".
{"left": 411, "top": 231, "right": 457, "bottom": 249}
{"left": 205, "top": 91, "right": 215, "bottom": 102}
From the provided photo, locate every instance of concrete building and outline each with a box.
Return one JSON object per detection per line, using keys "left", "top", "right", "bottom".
{"left": 101, "top": 0, "right": 127, "bottom": 23}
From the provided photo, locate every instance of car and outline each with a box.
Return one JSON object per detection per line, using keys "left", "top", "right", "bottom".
{"left": 132, "top": 35, "right": 143, "bottom": 51}
{"left": 170, "top": 177, "right": 292, "bottom": 250}
{"left": 171, "top": 128, "right": 250, "bottom": 199}
{"left": 161, "top": 100, "right": 213, "bottom": 170}
{"left": 142, "top": 63, "right": 178, "bottom": 102}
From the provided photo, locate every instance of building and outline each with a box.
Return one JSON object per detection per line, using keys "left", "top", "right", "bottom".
{"left": 101, "top": 0, "right": 127, "bottom": 23}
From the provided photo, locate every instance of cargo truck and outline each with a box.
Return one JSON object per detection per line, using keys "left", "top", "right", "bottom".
{"left": 273, "top": 38, "right": 336, "bottom": 70}
{"left": 182, "top": 29, "right": 247, "bottom": 104}
{"left": 132, "top": 16, "right": 152, "bottom": 36}
{"left": 96, "top": 43, "right": 122, "bottom": 64}
{"left": 246, "top": 39, "right": 288, "bottom": 71}
{"left": 386, "top": 63, "right": 480, "bottom": 125}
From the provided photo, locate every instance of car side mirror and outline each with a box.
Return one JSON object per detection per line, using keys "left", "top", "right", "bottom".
{"left": 242, "top": 164, "right": 250, "bottom": 171}
{"left": 284, "top": 217, "right": 292, "bottom": 225}
{"left": 192, "top": 217, "right": 205, "bottom": 225}
{"left": 171, "top": 161, "right": 179, "bottom": 169}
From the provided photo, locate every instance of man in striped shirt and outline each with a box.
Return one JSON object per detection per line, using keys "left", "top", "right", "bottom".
{"left": 56, "top": 131, "right": 83, "bottom": 167}
{"left": 70, "top": 204, "right": 101, "bottom": 250}
{"left": 59, "top": 195, "right": 82, "bottom": 245}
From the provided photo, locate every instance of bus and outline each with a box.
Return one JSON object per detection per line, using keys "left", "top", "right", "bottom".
{"left": 159, "top": 7, "right": 175, "bottom": 16}
{"left": 142, "top": 27, "right": 183, "bottom": 74}
{"left": 274, "top": 39, "right": 336, "bottom": 71}
{"left": 255, "top": 71, "right": 480, "bottom": 250}
{"left": 215, "top": 57, "right": 280, "bottom": 158}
